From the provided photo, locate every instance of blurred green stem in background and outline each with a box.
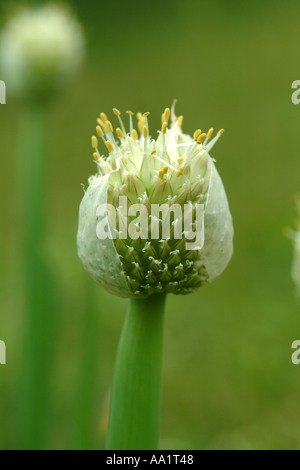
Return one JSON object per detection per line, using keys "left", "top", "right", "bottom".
{"left": 107, "top": 294, "right": 166, "bottom": 450}
{"left": 72, "top": 278, "right": 101, "bottom": 450}
{"left": 16, "top": 103, "right": 57, "bottom": 449}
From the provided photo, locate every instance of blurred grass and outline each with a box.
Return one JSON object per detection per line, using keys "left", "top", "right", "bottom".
{"left": 1, "top": 0, "right": 300, "bottom": 450}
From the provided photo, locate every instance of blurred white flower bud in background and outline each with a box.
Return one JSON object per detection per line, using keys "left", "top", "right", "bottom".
{"left": 0, "top": 3, "right": 84, "bottom": 100}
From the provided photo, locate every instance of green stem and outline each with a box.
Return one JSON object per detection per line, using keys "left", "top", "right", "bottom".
{"left": 16, "top": 104, "right": 56, "bottom": 449}
{"left": 72, "top": 279, "right": 100, "bottom": 450}
{"left": 106, "top": 294, "right": 166, "bottom": 450}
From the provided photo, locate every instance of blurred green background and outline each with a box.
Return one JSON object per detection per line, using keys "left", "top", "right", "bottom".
{"left": 1, "top": 0, "right": 300, "bottom": 450}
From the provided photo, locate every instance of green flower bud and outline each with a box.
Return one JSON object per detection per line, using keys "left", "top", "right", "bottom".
{"left": 77, "top": 105, "right": 234, "bottom": 298}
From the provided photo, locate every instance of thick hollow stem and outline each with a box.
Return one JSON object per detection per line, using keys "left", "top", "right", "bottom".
{"left": 106, "top": 294, "right": 166, "bottom": 450}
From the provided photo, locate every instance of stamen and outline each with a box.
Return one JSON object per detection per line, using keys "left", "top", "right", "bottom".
{"left": 113, "top": 108, "right": 126, "bottom": 134}
{"left": 137, "top": 113, "right": 146, "bottom": 135}
{"left": 193, "top": 129, "right": 202, "bottom": 140}
{"left": 96, "top": 125, "right": 104, "bottom": 138}
{"left": 143, "top": 125, "right": 148, "bottom": 153}
{"left": 97, "top": 118, "right": 106, "bottom": 127}
{"left": 126, "top": 110, "right": 134, "bottom": 134}
{"left": 196, "top": 133, "right": 206, "bottom": 144}
{"left": 116, "top": 127, "right": 124, "bottom": 139}
{"left": 177, "top": 115, "right": 183, "bottom": 127}
{"left": 100, "top": 112, "right": 108, "bottom": 123}
{"left": 106, "top": 120, "right": 113, "bottom": 133}
{"left": 106, "top": 140, "right": 114, "bottom": 152}
{"left": 137, "top": 119, "right": 144, "bottom": 134}
{"left": 158, "top": 167, "right": 168, "bottom": 180}
{"left": 105, "top": 120, "right": 118, "bottom": 148}
{"left": 143, "top": 112, "right": 150, "bottom": 135}
{"left": 91, "top": 136, "right": 98, "bottom": 149}
{"left": 163, "top": 107, "right": 170, "bottom": 123}
{"left": 152, "top": 154, "right": 180, "bottom": 174}
{"left": 131, "top": 129, "right": 138, "bottom": 140}
{"left": 207, "top": 128, "right": 214, "bottom": 140}
{"left": 206, "top": 128, "right": 224, "bottom": 151}
{"left": 96, "top": 125, "right": 107, "bottom": 146}
{"left": 93, "top": 152, "right": 99, "bottom": 161}
{"left": 161, "top": 121, "right": 168, "bottom": 134}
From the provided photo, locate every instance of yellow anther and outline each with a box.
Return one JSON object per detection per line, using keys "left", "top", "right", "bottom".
{"left": 197, "top": 133, "right": 207, "bottom": 144}
{"left": 132, "top": 129, "right": 138, "bottom": 140}
{"left": 202, "top": 145, "right": 207, "bottom": 150}
{"left": 178, "top": 168, "right": 184, "bottom": 176}
{"left": 207, "top": 127, "right": 214, "bottom": 140}
{"left": 163, "top": 107, "right": 170, "bottom": 122}
{"left": 96, "top": 126, "right": 104, "bottom": 138}
{"left": 161, "top": 121, "right": 168, "bottom": 134}
{"left": 137, "top": 112, "right": 143, "bottom": 120}
{"left": 113, "top": 108, "right": 121, "bottom": 116}
{"left": 106, "top": 140, "right": 114, "bottom": 152}
{"left": 162, "top": 165, "right": 168, "bottom": 174}
{"left": 177, "top": 115, "right": 183, "bottom": 127}
{"left": 116, "top": 127, "right": 124, "bottom": 139}
{"left": 143, "top": 125, "right": 148, "bottom": 138}
{"left": 137, "top": 120, "right": 144, "bottom": 134}
{"left": 106, "top": 120, "right": 113, "bottom": 133}
{"left": 97, "top": 118, "right": 105, "bottom": 127}
{"left": 178, "top": 157, "right": 184, "bottom": 163}
{"left": 143, "top": 112, "right": 150, "bottom": 117}
{"left": 161, "top": 113, "right": 164, "bottom": 125}
{"left": 93, "top": 152, "right": 99, "bottom": 161}
{"left": 218, "top": 128, "right": 225, "bottom": 135}
{"left": 151, "top": 150, "right": 156, "bottom": 155}
{"left": 158, "top": 168, "right": 167, "bottom": 180}
{"left": 193, "top": 129, "right": 202, "bottom": 140}
{"left": 193, "top": 147, "right": 200, "bottom": 153}
{"left": 126, "top": 110, "right": 134, "bottom": 115}
{"left": 91, "top": 136, "right": 98, "bottom": 148}
{"left": 100, "top": 112, "right": 108, "bottom": 123}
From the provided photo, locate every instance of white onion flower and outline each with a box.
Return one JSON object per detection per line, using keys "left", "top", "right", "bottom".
{"left": 77, "top": 105, "right": 234, "bottom": 298}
